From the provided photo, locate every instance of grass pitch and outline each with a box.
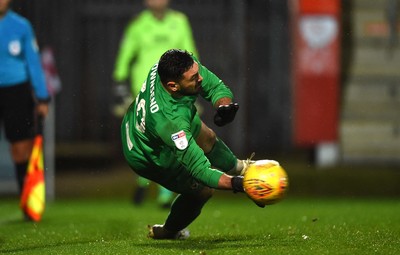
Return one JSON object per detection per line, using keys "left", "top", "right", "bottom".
{"left": 1, "top": 196, "right": 399, "bottom": 255}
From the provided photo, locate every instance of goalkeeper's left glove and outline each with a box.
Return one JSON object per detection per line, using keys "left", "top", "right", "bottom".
{"left": 214, "top": 103, "right": 239, "bottom": 126}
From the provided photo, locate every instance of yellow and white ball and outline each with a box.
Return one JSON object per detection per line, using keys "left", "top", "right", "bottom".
{"left": 243, "top": 160, "right": 289, "bottom": 205}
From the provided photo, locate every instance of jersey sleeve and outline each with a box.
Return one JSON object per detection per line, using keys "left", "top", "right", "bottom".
{"left": 157, "top": 115, "right": 223, "bottom": 188}
{"left": 197, "top": 61, "right": 233, "bottom": 106}
{"left": 24, "top": 22, "right": 49, "bottom": 101}
{"left": 113, "top": 19, "right": 140, "bottom": 82}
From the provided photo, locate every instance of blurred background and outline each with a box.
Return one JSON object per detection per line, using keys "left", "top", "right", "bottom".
{"left": 1, "top": 0, "right": 399, "bottom": 199}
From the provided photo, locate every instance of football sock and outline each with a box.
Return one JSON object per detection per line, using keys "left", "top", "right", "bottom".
{"left": 15, "top": 161, "right": 28, "bottom": 194}
{"left": 205, "top": 137, "right": 237, "bottom": 173}
{"left": 164, "top": 189, "right": 212, "bottom": 232}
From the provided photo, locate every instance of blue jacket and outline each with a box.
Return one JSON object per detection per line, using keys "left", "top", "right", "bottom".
{"left": 0, "top": 10, "right": 49, "bottom": 101}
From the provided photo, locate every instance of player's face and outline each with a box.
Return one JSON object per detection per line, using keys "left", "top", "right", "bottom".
{"left": 176, "top": 62, "right": 203, "bottom": 96}
{"left": 145, "top": 0, "right": 169, "bottom": 12}
{"left": 0, "top": 0, "right": 11, "bottom": 16}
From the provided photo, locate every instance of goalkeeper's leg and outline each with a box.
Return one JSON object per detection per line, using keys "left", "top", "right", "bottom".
{"left": 149, "top": 185, "right": 213, "bottom": 239}
{"left": 163, "top": 186, "right": 213, "bottom": 232}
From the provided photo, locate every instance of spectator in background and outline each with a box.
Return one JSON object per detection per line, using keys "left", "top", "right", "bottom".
{"left": 0, "top": 0, "right": 50, "bottom": 215}
{"left": 113, "top": 0, "right": 198, "bottom": 209}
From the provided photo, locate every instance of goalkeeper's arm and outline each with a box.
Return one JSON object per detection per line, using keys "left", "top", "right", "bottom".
{"left": 217, "top": 174, "right": 244, "bottom": 192}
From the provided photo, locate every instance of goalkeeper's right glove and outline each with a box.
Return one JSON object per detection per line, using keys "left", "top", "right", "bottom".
{"left": 112, "top": 82, "right": 132, "bottom": 117}
{"left": 231, "top": 176, "right": 245, "bottom": 193}
{"left": 231, "top": 176, "right": 266, "bottom": 208}
{"left": 252, "top": 200, "right": 266, "bottom": 208}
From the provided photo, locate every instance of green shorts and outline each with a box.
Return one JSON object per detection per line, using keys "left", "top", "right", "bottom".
{"left": 122, "top": 112, "right": 206, "bottom": 195}
{"left": 134, "top": 160, "right": 206, "bottom": 196}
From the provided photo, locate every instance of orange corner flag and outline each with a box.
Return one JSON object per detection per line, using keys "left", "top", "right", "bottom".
{"left": 20, "top": 135, "right": 45, "bottom": 222}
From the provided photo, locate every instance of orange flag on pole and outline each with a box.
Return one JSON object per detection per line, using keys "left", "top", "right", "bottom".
{"left": 20, "top": 116, "right": 45, "bottom": 222}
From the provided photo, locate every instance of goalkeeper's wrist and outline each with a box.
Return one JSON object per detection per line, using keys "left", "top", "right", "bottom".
{"left": 214, "top": 97, "right": 232, "bottom": 108}
{"left": 231, "top": 176, "right": 244, "bottom": 193}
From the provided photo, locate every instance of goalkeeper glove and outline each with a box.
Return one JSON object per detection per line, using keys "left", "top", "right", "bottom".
{"left": 252, "top": 200, "right": 266, "bottom": 208}
{"left": 214, "top": 103, "right": 239, "bottom": 126}
{"left": 112, "top": 82, "right": 132, "bottom": 117}
{"left": 231, "top": 176, "right": 265, "bottom": 208}
{"left": 231, "top": 176, "right": 244, "bottom": 193}
{"left": 231, "top": 175, "right": 265, "bottom": 208}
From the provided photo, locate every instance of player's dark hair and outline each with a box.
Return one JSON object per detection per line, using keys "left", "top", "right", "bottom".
{"left": 158, "top": 49, "right": 194, "bottom": 84}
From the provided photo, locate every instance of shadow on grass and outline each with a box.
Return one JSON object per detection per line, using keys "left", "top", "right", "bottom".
{"left": 0, "top": 234, "right": 268, "bottom": 254}
{"left": 132, "top": 234, "right": 264, "bottom": 251}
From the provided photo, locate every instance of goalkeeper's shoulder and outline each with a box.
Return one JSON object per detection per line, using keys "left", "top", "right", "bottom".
{"left": 126, "top": 10, "right": 151, "bottom": 28}
{"left": 168, "top": 9, "right": 190, "bottom": 22}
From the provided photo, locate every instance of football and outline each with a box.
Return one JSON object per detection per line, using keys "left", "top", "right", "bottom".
{"left": 243, "top": 160, "right": 289, "bottom": 205}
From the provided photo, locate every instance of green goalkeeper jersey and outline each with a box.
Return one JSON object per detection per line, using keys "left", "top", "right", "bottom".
{"left": 113, "top": 9, "right": 198, "bottom": 96}
{"left": 121, "top": 58, "right": 233, "bottom": 188}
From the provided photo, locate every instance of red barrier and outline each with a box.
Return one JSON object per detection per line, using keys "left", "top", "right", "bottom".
{"left": 291, "top": 0, "right": 341, "bottom": 147}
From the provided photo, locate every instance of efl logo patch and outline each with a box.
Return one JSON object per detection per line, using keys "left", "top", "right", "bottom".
{"left": 171, "top": 130, "right": 188, "bottom": 150}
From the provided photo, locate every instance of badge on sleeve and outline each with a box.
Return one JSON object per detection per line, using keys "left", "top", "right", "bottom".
{"left": 171, "top": 130, "right": 188, "bottom": 150}
{"left": 9, "top": 40, "right": 21, "bottom": 56}
{"left": 32, "top": 38, "right": 39, "bottom": 52}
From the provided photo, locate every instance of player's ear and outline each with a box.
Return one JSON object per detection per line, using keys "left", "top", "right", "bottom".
{"left": 167, "top": 81, "right": 179, "bottom": 92}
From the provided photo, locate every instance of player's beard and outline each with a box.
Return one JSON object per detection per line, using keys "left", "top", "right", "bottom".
{"left": 178, "top": 81, "right": 202, "bottom": 96}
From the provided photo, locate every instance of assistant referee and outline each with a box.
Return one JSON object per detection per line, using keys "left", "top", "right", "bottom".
{"left": 0, "top": 0, "right": 50, "bottom": 196}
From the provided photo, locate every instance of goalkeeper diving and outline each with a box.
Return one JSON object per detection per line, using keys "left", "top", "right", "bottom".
{"left": 121, "top": 49, "right": 278, "bottom": 239}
